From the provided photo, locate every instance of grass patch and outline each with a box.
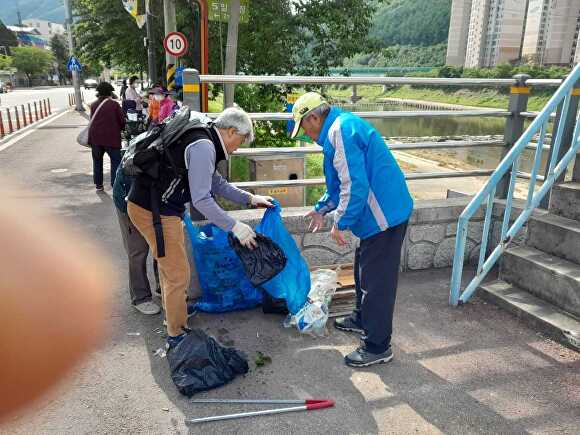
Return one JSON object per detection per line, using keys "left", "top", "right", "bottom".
{"left": 323, "top": 85, "right": 553, "bottom": 111}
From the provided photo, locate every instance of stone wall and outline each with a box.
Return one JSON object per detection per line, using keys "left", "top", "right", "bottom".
{"left": 217, "top": 197, "right": 488, "bottom": 272}
{"left": 185, "top": 197, "right": 551, "bottom": 298}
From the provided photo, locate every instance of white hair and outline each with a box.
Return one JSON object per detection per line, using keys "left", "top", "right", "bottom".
{"left": 214, "top": 107, "right": 255, "bottom": 144}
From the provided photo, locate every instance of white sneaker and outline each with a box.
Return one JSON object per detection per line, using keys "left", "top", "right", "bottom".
{"left": 134, "top": 301, "right": 161, "bottom": 315}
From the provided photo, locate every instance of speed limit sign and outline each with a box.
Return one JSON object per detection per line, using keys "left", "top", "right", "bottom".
{"left": 164, "top": 32, "right": 189, "bottom": 57}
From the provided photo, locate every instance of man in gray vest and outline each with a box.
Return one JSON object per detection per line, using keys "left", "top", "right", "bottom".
{"left": 128, "top": 107, "right": 273, "bottom": 348}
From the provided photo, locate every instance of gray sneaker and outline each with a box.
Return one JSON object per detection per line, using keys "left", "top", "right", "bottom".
{"left": 345, "top": 346, "right": 393, "bottom": 368}
{"left": 134, "top": 301, "right": 161, "bottom": 315}
{"left": 334, "top": 315, "right": 364, "bottom": 335}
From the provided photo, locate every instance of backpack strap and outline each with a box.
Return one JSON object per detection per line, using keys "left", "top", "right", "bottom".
{"left": 150, "top": 181, "right": 166, "bottom": 258}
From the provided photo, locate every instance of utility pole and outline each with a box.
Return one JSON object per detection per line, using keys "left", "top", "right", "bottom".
{"left": 145, "top": 1, "right": 157, "bottom": 86}
{"left": 163, "top": 0, "right": 177, "bottom": 88}
{"left": 64, "top": 0, "right": 84, "bottom": 112}
{"left": 15, "top": 0, "right": 23, "bottom": 26}
{"left": 224, "top": 0, "right": 240, "bottom": 108}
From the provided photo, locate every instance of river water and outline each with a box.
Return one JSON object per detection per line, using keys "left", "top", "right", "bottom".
{"left": 360, "top": 104, "right": 553, "bottom": 175}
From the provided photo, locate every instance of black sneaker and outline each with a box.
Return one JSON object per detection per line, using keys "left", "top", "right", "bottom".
{"left": 95, "top": 185, "right": 104, "bottom": 192}
{"left": 334, "top": 316, "right": 364, "bottom": 335}
{"left": 344, "top": 346, "right": 393, "bottom": 368}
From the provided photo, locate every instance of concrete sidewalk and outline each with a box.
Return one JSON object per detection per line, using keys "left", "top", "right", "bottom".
{"left": 1, "top": 111, "right": 578, "bottom": 434}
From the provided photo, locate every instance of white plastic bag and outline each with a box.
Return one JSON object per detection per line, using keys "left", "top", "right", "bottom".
{"left": 284, "top": 269, "right": 338, "bottom": 336}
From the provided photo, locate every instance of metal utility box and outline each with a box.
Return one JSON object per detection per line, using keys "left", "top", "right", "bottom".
{"left": 248, "top": 155, "right": 305, "bottom": 207}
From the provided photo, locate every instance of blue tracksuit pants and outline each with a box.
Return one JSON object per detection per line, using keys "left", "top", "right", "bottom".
{"left": 353, "top": 221, "right": 408, "bottom": 354}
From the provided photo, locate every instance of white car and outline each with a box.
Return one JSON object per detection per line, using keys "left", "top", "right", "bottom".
{"left": 84, "top": 79, "right": 98, "bottom": 89}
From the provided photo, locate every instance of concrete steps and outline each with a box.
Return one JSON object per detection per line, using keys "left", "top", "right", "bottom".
{"left": 479, "top": 280, "right": 580, "bottom": 350}
{"left": 501, "top": 245, "right": 580, "bottom": 318}
{"left": 550, "top": 182, "right": 580, "bottom": 221}
{"left": 528, "top": 213, "right": 580, "bottom": 265}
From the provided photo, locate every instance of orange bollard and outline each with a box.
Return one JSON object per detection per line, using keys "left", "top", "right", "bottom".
{"left": 15, "top": 107, "right": 21, "bottom": 130}
{"left": 0, "top": 111, "right": 5, "bottom": 138}
{"left": 43, "top": 100, "right": 48, "bottom": 117}
{"left": 39, "top": 101, "right": 45, "bottom": 119}
{"left": 48, "top": 99, "right": 52, "bottom": 114}
{"left": 6, "top": 108, "right": 14, "bottom": 133}
{"left": 21, "top": 105, "right": 27, "bottom": 127}
{"left": 34, "top": 102, "right": 39, "bottom": 121}
{"left": 28, "top": 103, "right": 33, "bottom": 124}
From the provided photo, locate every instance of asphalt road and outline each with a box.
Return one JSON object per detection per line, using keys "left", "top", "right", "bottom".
{"left": 0, "top": 111, "right": 578, "bottom": 434}
{"left": 0, "top": 86, "right": 98, "bottom": 113}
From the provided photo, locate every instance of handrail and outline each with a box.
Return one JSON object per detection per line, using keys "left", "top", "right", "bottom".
{"left": 232, "top": 140, "right": 505, "bottom": 157}
{"left": 449, "top": 63, "right": 580, "bottom": 306}
{"left": 205, "top": 109, "right": 509, "bottom": 121}
{"left": 200, "top": 74, "right": 562, "bottom": 88}
{"left": 232, "top": 170, "right": 495, "bottom": 189}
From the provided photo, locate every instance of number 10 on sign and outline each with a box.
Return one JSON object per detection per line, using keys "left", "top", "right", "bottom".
{"left": 164, "top": 32, "right": 189, "bottom": 57}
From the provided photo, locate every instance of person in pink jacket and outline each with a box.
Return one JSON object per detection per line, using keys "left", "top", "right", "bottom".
{"left": 151, "top": 87, "right": 179, "bottom": 123}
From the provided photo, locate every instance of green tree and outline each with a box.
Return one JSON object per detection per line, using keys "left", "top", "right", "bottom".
{"left": 11, "top": 46, "right": 55, "bottom": 85}
{"left": 370, "top": 0, "right": 451, "bottom": 47}
{"left": 293, "top": 0, "right": 380, "bottom": 75}
{"left": 50, "top": 34, "right": 68, "bottom": 85}
{"left": 0, "top": 55, "right": 12, "bottom": 70}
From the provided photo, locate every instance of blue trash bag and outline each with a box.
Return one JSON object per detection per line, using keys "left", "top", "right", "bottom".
{"left": 256, "top": 202, "right": 310, "bottom": 314}
{"left": 183, "top": 214, "right": 262, "bottom": 313}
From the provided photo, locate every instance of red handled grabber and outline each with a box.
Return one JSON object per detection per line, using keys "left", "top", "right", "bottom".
{"left": 186, "top": 398, "right": 335, "bottom": 424}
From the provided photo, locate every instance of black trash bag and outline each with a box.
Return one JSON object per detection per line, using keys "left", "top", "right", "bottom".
{"left": 262, "top": 290, "right": 289, "bottom": 315}
{"left": 228, "top": 233, "right": 288, "bottom": 287}
{"left": 168, "top": 329, "right": 249, "bottom": 397}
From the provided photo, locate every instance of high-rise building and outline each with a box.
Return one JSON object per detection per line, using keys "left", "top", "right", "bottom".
{"left": 21, "top": 19, "right": 65, "bottom": 42}
{"left": 446, "top": 0, "right": 474, "bottom": 66}
{"left": 464, "top": 0, "right": 528, "bottom": 68}
{"left": 522, "top": 0, "right": 580, "bottom": 66}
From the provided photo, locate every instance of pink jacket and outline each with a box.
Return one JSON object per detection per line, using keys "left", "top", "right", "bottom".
{"left": 158, "top": 98, "right": 176, "bottom": 122}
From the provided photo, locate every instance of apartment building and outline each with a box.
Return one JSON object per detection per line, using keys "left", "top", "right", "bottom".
{"left": 464, "top": 0, "right": 528, "bottom": 68}
{"left": 446, "top": 0, "right": 474, "bottom": 66}
{"left": 21, "top": 19, "right": 65, "bottom": 41}
{"left": 522, "top": 0, "right": 580, "bottom": 66}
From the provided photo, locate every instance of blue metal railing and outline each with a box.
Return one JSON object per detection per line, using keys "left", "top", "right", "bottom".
{"left": 449, "top": 64, "right": 580, "bottom": 306}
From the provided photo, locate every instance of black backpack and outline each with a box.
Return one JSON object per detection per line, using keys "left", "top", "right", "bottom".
{"left": 122, "top": 106, "right": 212, "bottom": 257}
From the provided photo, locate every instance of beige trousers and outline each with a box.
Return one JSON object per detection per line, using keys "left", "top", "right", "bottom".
{"left": 127, "top": 202, "right": 189, "bottom": 336}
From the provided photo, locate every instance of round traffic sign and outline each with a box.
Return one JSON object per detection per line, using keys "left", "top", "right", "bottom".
{"left": 163, "top": 32, "right": 189, "bottom": 57}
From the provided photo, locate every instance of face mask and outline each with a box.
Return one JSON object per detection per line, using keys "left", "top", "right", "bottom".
{"left": 154, "top": 94, "right": 164, "bottom": 101}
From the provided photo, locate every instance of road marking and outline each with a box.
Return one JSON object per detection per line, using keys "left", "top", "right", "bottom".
{"left": 0, "top": 110, "right": 71, "bottom": 153}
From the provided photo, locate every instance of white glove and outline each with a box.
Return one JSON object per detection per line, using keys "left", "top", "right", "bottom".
{"left": 232, "top": 221, "right": 257, "bottom": 249}
{"left": 250, "top": 194, "right": 274, "bottom": 208}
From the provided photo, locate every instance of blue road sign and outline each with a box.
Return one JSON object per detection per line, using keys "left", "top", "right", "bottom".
{"left": 67, "top": 56, "right": 82, "bottom": 72}
{"left": 175, "top": 67, "right": 185, "bottom": 87}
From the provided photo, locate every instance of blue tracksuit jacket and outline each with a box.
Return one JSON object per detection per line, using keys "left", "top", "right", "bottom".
{"left": 314, "top": 107, "right": 413, "bottom": 240}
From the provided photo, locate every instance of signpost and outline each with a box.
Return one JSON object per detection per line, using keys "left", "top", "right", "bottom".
{"left": 67, "top": 56, "right": 82, "bottom": 72}
{"left": 163, "top": 31, "right": 189, "bottom": 58}
{"left": 207, "top": 0, "right": 250, "bottom": 24}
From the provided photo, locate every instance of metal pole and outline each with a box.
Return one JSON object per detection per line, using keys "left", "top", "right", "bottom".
{"left": 145, "top": 1, "right": 157, "bottom": 86}
{"left": 540, "top": 79, "right": 580, "bottom": 207}
{"left": 164, "top": 0, "right": 177, "bottom": 84}
{"left": 224, "top": 0, "right": 241, "bottom": 108}
{"left": 64, "top": 0, "right": 84, "bottom": 112}
{"left": 498, "top": 74, "right": 530, "bottom": 198}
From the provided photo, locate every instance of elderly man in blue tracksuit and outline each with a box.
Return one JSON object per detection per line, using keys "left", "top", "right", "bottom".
{"left": 291, "top": 92, "right": 413, "bottom": 367}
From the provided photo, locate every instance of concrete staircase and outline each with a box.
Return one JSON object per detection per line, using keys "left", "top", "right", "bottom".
{"left": 480, "top": 182, "right": 580, "bottom": 350}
